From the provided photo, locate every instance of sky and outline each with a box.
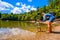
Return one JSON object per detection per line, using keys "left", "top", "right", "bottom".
{"left": 0, "top": 0, "right": 49, "bottom": 14}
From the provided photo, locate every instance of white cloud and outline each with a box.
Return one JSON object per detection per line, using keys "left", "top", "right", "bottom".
{"left": 0, "top": 1, "right": 36, "bottom": 14}
{"left": 21, "top": 3, "right": 26, "bottom": 9}
{"left": 21, "top": 3, "right": 36, "bottom": 12}
{"left": 0, "top": 1, "right": 14, "bottom": 8}
{"left": 28, "top": 0, "right": 32, "bottom": 2}
{"left": 26, "top": 5, "right": 31, "bottom": 9}
{"left": 0, "top": 1, "right": 14, "bottom": 11}
{"left": 16, "top": 2, "right": 20, "bottom": 6}
{"left": 31, "top": 6, "right": 37, "bottom": 10}
{"left": 20, "top": 4, "right": 30, "bottom": 12}
{"left": 11, "top": 7, "right": 22, "bottom": 14}
{"left": 25, "top": 9, "right": 30, "bottom": 12}
{"left": 0, "top": 7, "right": 10, "bottom": 10}
{"left": 11, "top": 3, "right": 37, "bottom": 14}
{"left": 11, "top": 4, "right": 30, "bottom": 13}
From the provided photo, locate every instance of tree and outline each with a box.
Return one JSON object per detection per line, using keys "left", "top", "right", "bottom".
{"left": 0, "top": 12, "right": 1, "bottom": 18}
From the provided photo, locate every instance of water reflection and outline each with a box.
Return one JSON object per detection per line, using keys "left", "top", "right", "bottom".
{"left": 0, "top": 28, "right": 36, "bottom": 40}
{"left": 0, "top": 21, "right": 35, "bottom": 28}
{"left": 0, "top": 21, "right": 47, "bottom": 31}
{"left": 0, "top": 21, "right": 47, "bottom": 40}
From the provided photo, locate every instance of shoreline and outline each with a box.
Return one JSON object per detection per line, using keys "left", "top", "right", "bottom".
{"left": 0, "top": 18, "right": 60, "bottom": 25}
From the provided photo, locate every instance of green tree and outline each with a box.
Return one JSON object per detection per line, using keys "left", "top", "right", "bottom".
{"left": 0, "top": 12, "right": 1, "bottom": 18}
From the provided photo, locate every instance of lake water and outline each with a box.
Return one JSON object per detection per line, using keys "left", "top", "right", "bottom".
{"left": 0, "top": 21, "right": 47, "bottom": 31}
{"left": 0, "top": 21, "right": 47, "bottom": 40}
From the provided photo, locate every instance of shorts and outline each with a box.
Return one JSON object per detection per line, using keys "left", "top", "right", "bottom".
{"left": 49, "top": 17, "right": 55, "bottom": 22}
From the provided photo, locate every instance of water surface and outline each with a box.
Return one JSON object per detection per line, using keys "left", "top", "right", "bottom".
{"left": 0, "top": 21, "right": 47, "bottom": 31}
{"left": 0, "top": 21, "right": 47, "bottom": 40}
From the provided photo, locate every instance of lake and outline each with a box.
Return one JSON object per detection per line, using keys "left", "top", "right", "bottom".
{"left": 0, "top": 21, "right": 48, "bottom": 40}
{"left": 0, "top": 21, "right": 47, "bottom": 32}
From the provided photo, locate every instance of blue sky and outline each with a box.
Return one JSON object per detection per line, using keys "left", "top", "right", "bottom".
{"left": 0, "top": 0, "right": 49, "bottom": 14}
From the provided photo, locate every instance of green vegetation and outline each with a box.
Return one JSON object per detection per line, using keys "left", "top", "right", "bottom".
{"left": 0, "top": 0, "right": 60, "bottom": 21}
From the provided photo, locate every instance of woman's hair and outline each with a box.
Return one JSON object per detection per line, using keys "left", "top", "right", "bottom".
{"left": 41, "top": 11, "right": 45, "bottom": 16}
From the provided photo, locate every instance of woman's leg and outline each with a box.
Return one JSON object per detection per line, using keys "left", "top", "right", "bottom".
{"left": 47, "top": 17, "right": 54, "bottom": 33}
{"left": 47, "top": 22, "right": 52, "bottom": 33}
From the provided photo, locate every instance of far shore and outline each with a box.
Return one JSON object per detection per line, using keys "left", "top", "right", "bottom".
{"left": 0, "top": 18, "right": 60, "bottom": 25}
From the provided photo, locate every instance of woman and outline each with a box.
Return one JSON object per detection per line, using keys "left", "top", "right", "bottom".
{"left": 42, "top": 12, "right": 56, "bottom": 33}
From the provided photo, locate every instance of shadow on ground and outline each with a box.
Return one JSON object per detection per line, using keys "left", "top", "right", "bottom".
{"left": 51, "top": 31, "right": 60, "bottom": 34}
